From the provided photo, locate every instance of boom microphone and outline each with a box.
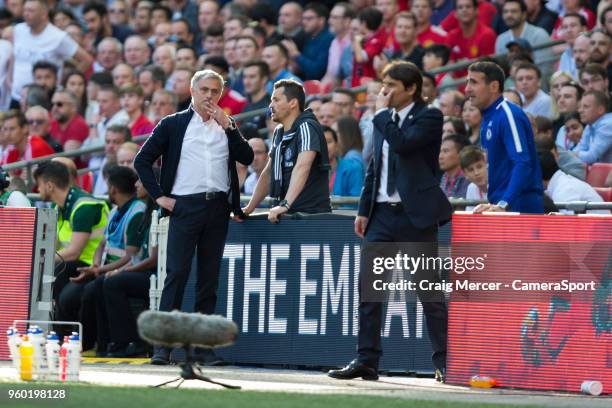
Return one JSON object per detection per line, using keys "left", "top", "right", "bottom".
{"left": 137, "top": 310, "right": 238, "bottom": 348}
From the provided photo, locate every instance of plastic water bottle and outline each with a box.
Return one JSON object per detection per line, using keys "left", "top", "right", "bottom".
{"left": 581, "top": 380, "right": 603, "bottom": 396}
{"left": 45, "top": 332, "right": 60, "bottom": 380}
{"left": 469, "top": 375, "right": 498, "bottom": 388}
{"left": 6, "top": 327, "right": 22, "bottom": 372}
{"left": 66, "top": 333, "right": 81, "bottom": 381}
{"left": 28, "top": 326, "right": 48, "bottom": 379}
{"left": 59, "top": 336, "right": 69, "bottom": 382}
{"left": 19, "top": 335, "right": 34, "bottom": 381}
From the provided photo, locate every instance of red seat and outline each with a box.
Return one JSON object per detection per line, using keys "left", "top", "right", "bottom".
{"left": 303, "top": 80, "right": 322, "bottom": 95}
{"left": 77, "top": 171, "right": 94, "bottom": 193}
{"left": 594, "top": 187, "right": 612, "bottom": 202}
{"left": 586, "top": 163, "right": 612, "bottom": 187}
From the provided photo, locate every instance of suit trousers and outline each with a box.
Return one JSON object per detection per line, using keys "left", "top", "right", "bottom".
{"left": 357, "top": 203, "right": 448, "bottom": 370}
{"left": 159, "top": 193, "right": 230, "bottom": 314}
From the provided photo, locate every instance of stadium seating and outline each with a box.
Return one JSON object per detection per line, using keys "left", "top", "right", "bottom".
{"left": 586, "top": 163, "right": 612, "bottom": 187}
{"left": 595, "top": 187, "right": 612, "bottom": 202}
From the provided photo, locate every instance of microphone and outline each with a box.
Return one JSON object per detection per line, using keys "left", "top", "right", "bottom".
{"left": 137, "top": 310, "right": 238, "bottom": 348}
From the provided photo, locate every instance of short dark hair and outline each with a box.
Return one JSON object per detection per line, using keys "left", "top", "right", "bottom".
{"left": 89, "top": 71, "right": 113, "bottom": 87}
{"left": 248, "top": 2, "right": 276, "bottom": 25}
{"left": 204, "top": 55, "right": 229, "bottom": 73}
{"left": 396, "top": 11, "right": 417, "bottom": 27}
{"left": 98, "top": 84, "right": 120, "bottom": 98}
{"left": 561, "top": 81, "right": 584, "bottom": 100}
{"left": 173, "top": 17, "right": 192, "bottom": 33}
{"left": 205, "top": 23, "right": 224, "bottom": 38}
{"left": 456, "top": 0, "right": 478, "bottom": 9}
{"left": 516, "top": 62, "right": 541, "bottom": 78}
{"left": 459, "top": 145, "right": 486, "bottom": 169}
{"left": 32, "top": 60, "right": 58, "bottom": 76}
{"left": 304, "top": 2, "right": 329, "bottom": 19}
{"left": 106, "top": 165, "right": 138, "bottom": 195}
{"left": 534, "top": 133, "right": 556, "bottom": 151}
{"left": 442, "top": 133, "right": 471, "bottom": 152}
{"left": 274, "top": 79, "right": 306, "bottom": 111}
{"left": 332, "top": 88, "right": 355, "bottom": 102}
{"left": 601, "top": 6, "right": 612, "bottom": 26}
{"left": 336, "top": 115, "right": 363, "bottom": 155}
{"left": 563, "top": 12, "right": 587, "bottom": 27}
{"left": 534, "top": 115, "right": 552, "bottom": 133}
{"left": 83, "top": 1, "right": 108, "bottom": 18}
{"left": 468, "top": 61, "right": 506, "bottom": 92}
{"left": 151, "top": 4, "right": 172, "bottom": 21}
{"left": 424, "top": 44, "right": 451, "bottom": 65}
{"left": 119, "top": 83, "right": 144, "bottom": 97}
{"left": 563, "top": 111, "right": 583, "bottom": 126}
{"left": 243, "top": 60, "right": 270, "bottom": 79}
{"left": 33, "top": 161, "right": 70, "bottom": 190}
{"left": 583, "top": 90, "right": 610, "bottom": 111}
{"left": 358, "top": 7, "right": 383, "bottom": 31}
{"left": 106, "top": 124, "right": 132, "bottom": 142}
{"left": 503, "top": 0, "right": 527, "bottom": 13}
{"left": 538, "top": 150, "right": 559, "bottom": 181}
{"left": 138, "top": 64, "right": 166, "bottom": 86}
{"left": 580, "top": 62, "right": 607, "bottom": 80}
{"left": 382, "top": 61, "right": 423, "bottom": 100}
{"left": 265, "top": 42, "right": 289, "bottom": 60}
{"left": 321, "top": 125, "right": 337, "bottom": 142}
{"left": 444, "top": 116, "right": 468, "bottom": 137}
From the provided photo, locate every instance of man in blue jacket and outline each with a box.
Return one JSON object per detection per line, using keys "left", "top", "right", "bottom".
{"left": 465, "top": 61, "right": 544, "bottom": 213}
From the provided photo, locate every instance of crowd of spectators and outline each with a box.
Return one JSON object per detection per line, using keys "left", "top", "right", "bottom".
{"left": 0, "top": 0, "right": 611, "bottom": 206}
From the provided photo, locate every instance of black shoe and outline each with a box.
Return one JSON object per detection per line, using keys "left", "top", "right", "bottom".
{"left": 435, "top": 368, "right": 446, "bottom": 383}
{"left": 107, "top": 342, "right": 148, "bottom": 358}
{"left": 328, "top": 359, "right": 378, "bottom": 381}
{"left": 150, "top": 346, "right": 171, "bottom": 365}
{"left": 193, "top": 348, "right": 225, "bottom": 366}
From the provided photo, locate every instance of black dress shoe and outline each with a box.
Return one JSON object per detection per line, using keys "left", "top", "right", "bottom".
{"left": 193, "top": 348, "right": 225, "bottom": 366}
{"left": 107, "top": 342, "right": 148, "bottom": 358}
{"left": 150, "top": 346, "right": 171, "bottom": 365}
{"left": 435, "top": 368, "right": 446, "bottom": 383}
{"left": 328, "top": 359, "right": 378, "bottom": 381}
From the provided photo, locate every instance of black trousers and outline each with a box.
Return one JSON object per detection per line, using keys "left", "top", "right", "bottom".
{"left": 357, "top": 203, "right": 448, "bottom": 370}
{"left": 159, "top": 193, "right": 230, "bottom": 314}
{"left": 53, "top": 260, "right": 90, "bottom": 340}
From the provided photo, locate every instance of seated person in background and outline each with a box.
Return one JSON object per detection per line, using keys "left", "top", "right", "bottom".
{"left": 116, "top": 142, "right": 140, "bottom": 168}
{"left": 442, "top": 116, "right": 468, "bottom": 139}
{"left": 244, "top": 137, "right": 268, "bottom": 195}
{"left": 0, "top": 166, "right": 31, "bottom": 207}
{"left": 34, "top": 161, "right": 109, "bottom": 342}
{"left": 539, "top": 150, "right": 609, "bottom": 214}
{"left": 439, "top": 133, "right": 471, "bottom": 198}
{"left": 576, "top": 90, "right": 612, "bottom": 164}
{"left": 73, "top": 166, "right": 146, "bottom": 354}
{"left": 556, "top": 112, "right": 583, "bottom": 153}
{"left": 534, "top": 118, "right": 586, "bottom": 180}
{"left": 459, "top": 146, "right": 487, "bottom": 211}
{"left": 1, "top": 110, "right": 54, "bottom": 172}
{"left": 330, "top": 116, "right": 365, "bottom": 197}
{"left": 503, "top": 89, "right": 523, "bottom": 106}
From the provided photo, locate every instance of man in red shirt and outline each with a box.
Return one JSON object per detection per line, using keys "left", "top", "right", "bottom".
{"left": 352, "top": 7, "right": 386, "bottom": 87}
{"left": 412, "top": 0, "right": 448, "bottom": 48}
{"left": 119, "top": 84, "right": 154, "bottom": 138}
{"left": 440, "top": 0, "right": 497, "bottom": 33}
{"left": 49, "top": 90, "right": 89, "bottom": 151}
{"left": 447, "top": 0, "right": 496, "bottom": 78}
{"left": 1, "top": 110, "right": 54, "bottom": 171}
{"left": 375, "top": 0, "right": 399, "bottom": 51}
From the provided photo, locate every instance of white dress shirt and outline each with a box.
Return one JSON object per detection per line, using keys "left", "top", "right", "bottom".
{"left": 172, "top": 112, "right": 230, "bottom": 195}
{"left": 376, "top": 103, "right": 414, "bottom": 203}
{"left": 546, "top": 170, "right": 609, "bottom": 215}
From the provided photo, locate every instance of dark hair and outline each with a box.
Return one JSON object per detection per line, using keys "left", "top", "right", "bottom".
{"left": 601, "top": 6, "right": 612, "bottom": 26}
{"left": 106, "top": 124, "right": 132, "bottom": 142}
{"left": 516, "top": 62, "right": 541, "bottom": 78}
{"left": 561, "top": 81, "right": 584, "bottom": 100}
{"left": 32, "top": 60, "right": 58, "bottom": 76}
{"left": 0, "top": 8, "right": 14, "bottom": 22}
{"left": 534, "top": 115, "right": 552, "bottom": 133}
{"left": 24, "top": 84, "right": 51, "bottom": 110}
{"left": 534, "top": 133, "right": 556, "bottom": 151}
{"left": 33, "top": 161, "right": 70, "bottom": 189}
{"left": 138, "top": 64, "right": 167, "bottom": 86}
{"left": 321, "top": 125, "right": 337, "bottom": 142}
{"left": 382, "top": 61, "right": 423, "bottom": 100}
{"left": 396, "top": 11, "right": 417, "bottom": 26}
{"left": 336, "top": 115, "right": 363, "bottom": 155}
{"left": 248, "top": 2, "right": 276, "bottom": 25}
{"left": 61, "top": 70, "right": 87, "bottom": 114}
{"left": 173, "top": 17, "right": 193, "bottom": 33}
{"left": 226, "top": 14, "right": 249, "bottom": 28}
{"left": 459, "top": 145, "right": 486, "bottom": 169}
{"left": 444, "top": 116, "right": 468, "bottom": 137}
{"left": 51, "top": 6, "right": 77, "bottom": 23}
{"left": 580, "top": 62, "right": 607, "bottom": 80}
{"left": 583, "top": 90, "right": 611, "bottom": 111}
{"left": 265, "top": 42, "right": 290, "bottom": 60}
{"left": 236, "top": 35, "right": 259, "bottom": 50}
{"left": 98, "top": 84, "right": 120, "bottom": 98}
{"left": 304, "top": 2, "right": 329, "bottom": 19}
{"left": 563, "top": 111, "right": 583, "bottom": 125}
{"left": 503, "top": 0, "right": 527, "bottom": 13}
{"left": 151, "top": 4, "right": 172, "bottom": 21}
{"left": 424, "top": 44, "right": 451, "bottom": 65}
{"left": 456, "top": 0, "right": 478, "bottom": 9}
{"left": 442, "top": 133, "right": 471, "bottom": 152}
{"left": 83, "top": 1, "right": 108, "bottom": 18}
{"left": 274, "top": 79, "right": 306, "bottom": 111}
{"left": 176, "top": 44, "right": 197, "bottom": 57}
{"left": 3, "top": 110, "right": 27, "bottom": 127}
{"left": 468, "top": 61, "right": 505, "bottom": 92}
{"left": 563, "top": 12, "right": 587, "bottom": 27}
{"left": 504, "top": 89, "right": 523, "bottom": 106}
{"left": 205, "top": 23, "right": 224, "bottom": 38}
{"left": 106, "top": 165, "right": 138, "bottom": 195}
{"left": 538, "top": 150, "right": 559, "bottom": 181}
{"left": 89, "top": 71, "right": 113, "bottom": 87}
{"left": 243, "top": 59, "right": 270, "bottom": 79}
{"left": 332, "top": 88, "right": 355, "bottom": 102}
{"left": 119, "top": 83, "right": 144, "bottom": 97}
{"left": 204, "top": 55, "right": 230, "bottom": 73}
{"left": 358, "top": 7, "right": 383, "bottom": 31}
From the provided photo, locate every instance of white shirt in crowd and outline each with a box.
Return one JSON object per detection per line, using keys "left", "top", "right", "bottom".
{"left": 87, "top": 109, "right": 130, "bottom": 171}
{"left": 465, "top": 182, "right": 487, "bottom": 212}
{"left": 11, "top": 22, "right": 78, "bottom": 100}
{"left": 0, "top": 39, "right": 12, "bottom": 110}
{"left": 546, "top": 170, "right": 609, "bottom": 214}
{"left": 3, "top": 190, "right": 31, "bottom": 207}
{"left": 522, "top": 89, "right": 552, "bottom": 118}
{"left": 172, "top": 112, "right": 230, "bottom": 195}
{"left": 376, "top": 103, "right": 414, "bottom": 203}
{"left": 243, "top": 171, "right": 259, "bottom": 195}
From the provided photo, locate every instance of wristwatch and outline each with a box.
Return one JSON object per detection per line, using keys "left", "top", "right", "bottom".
{"left": 497, "top": 200, "right": 509, "bottom": 210}
{"left": 278, "top": 199, "right": 291, "bottom": 210}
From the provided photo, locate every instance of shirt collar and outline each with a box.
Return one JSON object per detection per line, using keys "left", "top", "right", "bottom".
{"left": 482, "top": 96, "right": 505, "bottom": 116}
{"left": 392, "top": 102, "right": 415, "bottom": 126}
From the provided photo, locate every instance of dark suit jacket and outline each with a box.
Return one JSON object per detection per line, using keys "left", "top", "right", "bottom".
{"left": 358, "top": 101, "right": 452, "bottom": 230}
{"left": 134, "top": 107, "right": 254, "bottom": 218}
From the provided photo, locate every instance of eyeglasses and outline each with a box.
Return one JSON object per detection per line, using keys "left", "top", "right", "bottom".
{"left": 110, "top": 9, "right": 126, "bottom": 14}
{"left": 27, "top": 119, "right": 46, "bottom": 126}
{"left": 52, "top": 101, "right": 65, "bottom": 107}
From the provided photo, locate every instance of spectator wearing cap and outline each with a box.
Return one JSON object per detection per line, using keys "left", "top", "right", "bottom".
{"left": 589, "top": 29, "right": 612, "bottom": 92}
{"left": 262, "top": 42, "right": 302, "bottom": 95}
{"left": 203, "top": 56, "right": 247, "bottom": 116}
{"left": 82, "top": 1, "right": 133, "bottom": 46}
{"left": 495, "top": 0, "right": 553, "bottom": 77}
{"left": 576, "top": 90, "right": 612, "bottom": 164}
{"left": 241, "top": 60, "right": 271, "bottom": 130}
{"left": 322, "top": 2, "right": 355, "bottom": 87}
{"left": 50, "top": 89, "right": 89, "bottom": 152}
{"left": 94, "top": 38, "right": 123, "bottom": 73}
{"left": 439, "top": 133, "right": 471, "bottom": 198}
{"left": 120, "top": 84, "right": 153, "bottom": 138}
{"left": 282, "top": 2, "right": 334, "bottom": 81}
{"left": 26, "top": 105, "right": 62, "bottom": 153}
{"left": 515, "top": 62, "right": 552, "bottom": 117}
{"left": 412, "top": 0, "right": 448, "bottom": 48}
{"left": 558, "top": 12, "right": 587, "bottom": 79}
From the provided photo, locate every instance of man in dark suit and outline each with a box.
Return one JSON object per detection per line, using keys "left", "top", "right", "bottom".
{"left": 134, "top": 69, "right": 254, "bottom": 365}
{"left": 328, "top": 61, "right": 452, "bottom": 382}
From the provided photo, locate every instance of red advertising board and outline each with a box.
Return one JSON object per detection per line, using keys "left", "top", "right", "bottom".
{"left": 448, "top": 213, "right": 611, "bottom": 393}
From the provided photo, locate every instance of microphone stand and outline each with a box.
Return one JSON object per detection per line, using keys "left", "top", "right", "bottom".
{"left": 152, "top": 344, "right": 241, "bottom": 389}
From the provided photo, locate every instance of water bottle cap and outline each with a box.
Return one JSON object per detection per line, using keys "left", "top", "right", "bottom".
{"left": 32, "top": 327, "right": 44, "bottom": 335}
{"left": 6, "top": 327, "right": 15, "bottom": 336}
{"left": 69, "top": 334, "right": 80, "bottom": 341}
{"left": 47, "top": 332, "right": 59, "bottom": 341}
